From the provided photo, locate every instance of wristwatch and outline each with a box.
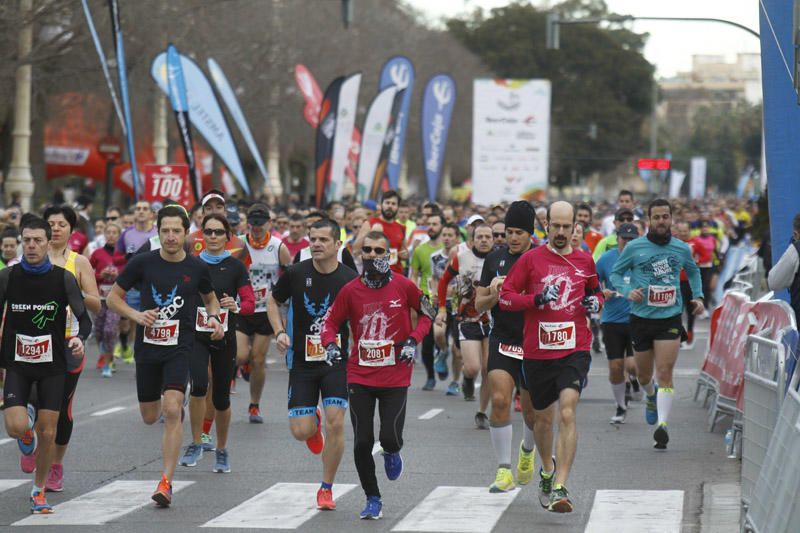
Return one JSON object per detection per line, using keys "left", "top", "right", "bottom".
{"left": 208, "top": 314, "right": 222, "bottom": 324}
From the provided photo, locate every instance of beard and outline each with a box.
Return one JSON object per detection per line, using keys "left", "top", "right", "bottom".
{"left": 381, "top": 208, "right": 396, "bottom": 221}
{"left": 427, "top": 229, "right": 441, "bottom": 241}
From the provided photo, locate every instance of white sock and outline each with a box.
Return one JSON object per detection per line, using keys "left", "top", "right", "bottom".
{"left": 657, "top": 387, "right": 674, "bottom": 425}
{"left": 522, "top": 422, "right": 535, "bottom": 452}
{"left": 642, "top": 380, "right": 656, "bottom": 397}
{"left": 489, "top": 422, "right": 513, "bottom": 468}
{"left": 611, "top": 382, "right": 627, "bottom": 409}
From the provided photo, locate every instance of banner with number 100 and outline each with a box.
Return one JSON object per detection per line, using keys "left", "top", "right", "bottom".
{"left": 143, "top": 163, "right": 193, "bottom": 209}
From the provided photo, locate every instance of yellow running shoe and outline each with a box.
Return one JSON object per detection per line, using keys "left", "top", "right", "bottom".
{"left": 516, "top": 442, "right": 535, "bottom": 485}
{"left": 489, "top": 467, "right": 515, "bottom": 493}
{"left": 121, "top": 345, "right": 134, "bottom": 364}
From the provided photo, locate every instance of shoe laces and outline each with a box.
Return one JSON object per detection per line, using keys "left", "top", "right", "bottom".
{"left": 553, "top": 485, "right": 569, "bottom": 499}
{"left": 157, "top": 476, "right": 172, "bottom": 493}
{"left": 186, "top": 443, "right": 201, "bottom": 455}
{"left": 216, "top": 448, "right": 228, "bottom": 461}
{"left": 494, "top": 468, "right": 511, "bottom": 484}
{"left": 539, "top": 469, "right": 553, "bottom": 493}
{"left": 249, "top": 406, "right": 260, "bottom": 416}
{"left": 519, "top": 449, "right": 533, "bottom": 469}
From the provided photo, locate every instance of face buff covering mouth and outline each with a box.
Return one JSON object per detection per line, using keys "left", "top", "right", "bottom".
{"left": 362, "top": 256, "right": 392, "bottom": 289}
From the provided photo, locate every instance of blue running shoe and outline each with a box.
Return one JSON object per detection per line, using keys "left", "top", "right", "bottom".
{"left": 213, "top": 448, "right": 231, "bottom": 473}
{"left": 201, "top": 432, "right": 215, "bottom": 452}
{"left": 446, "top": 381, "right": 460, "bottom": 396}
{"left": 179, "top": 443, "right": 203, "bottom": 467}
{"left": 422, "top": 377, "right": 435, "bottom": 391}
{"left": 17, "top": 404, "right": 37, "bottom": 456}
{"left": 645, "top": 385, "right": 659, "bottom": 426}
{"left": 360, "top": 496, "right": 383, "bottom": 520}
{"left": 383, "top": 451, "right": 403, "bottom": 480}
{"left": 30, "top": 489, "right": 52, "bottom": 514}
{"left": 434, "top": 349, "right": 449, "bottom": 380}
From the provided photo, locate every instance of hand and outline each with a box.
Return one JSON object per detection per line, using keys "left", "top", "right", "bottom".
{"left": 398, "top": 247, "right": 409, "bottom": 260}
{"left": 534, "top": 284, "right": 560, "bottom": 306}
{"left": 490, "top": 276, "right": 506, "bottom": 292}
{"left": 68, "top": 337, "right": 85, "bottom": 358}
{"left": 399, "top": 337, "right": 416, "bottom": 366}
{"left": 690, "top": 299, "right": 705, "bottom": 316}
{"left": 602, "top": 288, "right": 616, "bottom": 300}
{"left": 435, "top": 310, "right": 447, "bottom": 328}
{"left": 136, "top": 308, "right": 158, "bottom": 327}
{"left": 209, "top": 316, "right": 225, "bottom": 341}
{"left": 581, "top": 295, "right": 601, "bottom": 314}
{"left": 276, "top": 331, "right": 291, "bottom": 352}
{"left": 628, "top": 288, "right": 644, "bottom": 303}
{"left": 219, "top": 293, "right": 238, "bottom": 311}
{"left": 325, "top": 342, "right": 343, "bottom": 366}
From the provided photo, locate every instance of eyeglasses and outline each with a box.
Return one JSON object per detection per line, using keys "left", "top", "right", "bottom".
{"left": 362, "top": 246, "right": 386, "bottom": 255}
{"left": 105, "top": 216, "right": 118, "bottom": 222}
{"left": 618, "top": 217, "right": 633, "bottom": 223}
{"left": 203, "top": 228, "right": 227, "bottom": 237}
{"left": 493, "top": 233, "right": 505, "bottom": 238}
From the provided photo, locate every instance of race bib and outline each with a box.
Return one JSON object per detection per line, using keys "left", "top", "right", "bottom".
{"left": 389, "top": 248, "right": 399, "bottom": 265}
{"left": 144, "top": 319, "right": 179, "bottom": 346}
{"left": 358, "top": 339, "right": 395, "bottom": 367}
{"left": 196, "top": 307, "right": 229, "bottom": 332}
{"left": 648, "top": 285, "right": 677, "bottom": 307}
{"left": 253, "top": 286, "right": 269, "bottom": 304}
{"left": 538, "top": 321, "right": 576, "bottom": 351}
{"left": 15, "top": 334, "right": 53, "bottom": 363}
{"left": 99, "top": 284, "right": 113, "bottom": 299}
{"left": 498, "top": 342, "right": 524, "bottom": 360}
{"left": 306, "top": 334, "right": 341, "bottom": 362}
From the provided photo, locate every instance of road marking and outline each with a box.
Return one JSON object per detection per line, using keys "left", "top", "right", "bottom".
{"left": 90, "top": 406, "right": 126, "bottom": 417}
{"left": 588, "top": 368, "right": 698, "bottom": 378}
{"left": 392, "top": 486, "right": 520, "bottom": 533}
{"left": 0, "top": 480, "right": 28, "bottom": 493}
{"left": 12, "top": 480, "right": 193, "bottom": 526}
{"left": 700, "top": 483, "right": 740, "bottom": 533}
{"left": 0, "top": 438, "right": 14, "bottom": 446}
{"left": 202, "top": 482, "right": 356, "bottom": 529}
{"left": 584, "top": 490, "right": 683, "bottom": 533}
{"left": 372, "top": 442, "right": 382, "bottom": 455}
{"left": 418, "top": 408, "right": 444, "bottom": 420}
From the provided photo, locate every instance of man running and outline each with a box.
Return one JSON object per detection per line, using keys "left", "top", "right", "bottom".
{"left": 499, "top": 201, "right": 603, "bottom": 513}
{"left": 475, "top": 201, "right": 537, "bottom": 493}
{"left": 108, "top": 205, "right": 224, "bottom": 507}
{"left": 321, "top": 231, "right": 433, "bottom": 520}
{"left": 1, "top": 215, "right": 91, "bottom": 513}
{"left": 353, "top": 190, "right": 407, "bottom": 274}
{"left": 430, "top": 222, "right": 462, "bottom": 395}
{"left": 267, "top": 218, "right": 357, "bottom": 511}
{"left": 610, "top": 199, "right": 703, "bottom": 451}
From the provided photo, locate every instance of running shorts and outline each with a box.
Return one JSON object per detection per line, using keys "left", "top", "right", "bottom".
{"left": 135, "top": 356, "right": 190, "bottom": 403}
{"left": 487, "top": 336, "right": 527, "bottom": 389}
{"left": 458, "top": 321, "right": 489, "bottom": 342}
{"left": 522, "top": 351, "right": 591, "bottom": 410}
{"left": 601, "top": 322, "right": 633, "bottom": 360}
{"left": 287, "top": 365, "right": 348, "bottom": 418}
{"left": 235, "top": 312, "right": 274, "bottom": 337}
{"left": 629, "top": 314, "right": 684, "bottom": 352}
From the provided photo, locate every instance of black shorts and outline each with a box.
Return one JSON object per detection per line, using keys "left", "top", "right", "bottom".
{"left": 458, "top": 321, "right": 489, "bottom": 342}
{"left": 601, "top": 323, "right": 633, "bottom": 360}
{"left": 235, "top": 312, "right": 274, "bottom": 337}
{"left": 629, "top": 314, "right": 684, "bottom": 352}
{"left": 3, "top": 370, "right": 65, "bottom": 411}
{"left": 287, "top": 365, "right": 348, "bottom": 418}
{"left": 136, "top": 356, "right": 190, "bottom": 403}
{"left": 487, "top": 336, "right": 527, "bottom": 389}
{"left": 522, "top": 351, "right": 591, "bottom": 410}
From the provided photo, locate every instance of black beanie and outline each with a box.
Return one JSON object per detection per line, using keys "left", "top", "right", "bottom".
{"left": 504, "top": 201, "right": 535, "bottom": 235}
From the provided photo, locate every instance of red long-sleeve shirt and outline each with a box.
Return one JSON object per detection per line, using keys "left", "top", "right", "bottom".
{"left": 499, "top": 246, "right": 602, "bottom": 360}
{"left": 321, "top": 274, "right": 432, "bottom": 388}
{"left": 90, "top": 244, "right": 127, "bottom": 298}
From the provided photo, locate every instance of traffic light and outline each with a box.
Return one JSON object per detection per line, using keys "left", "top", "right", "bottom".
{"left": 546, "top": 12, "right": 560, "bottom": 50}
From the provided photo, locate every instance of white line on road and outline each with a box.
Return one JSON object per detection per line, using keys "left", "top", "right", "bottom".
{"left": 392, "top": 486, "right": 520, "bottom": 533}
{"left": 202, "top": 482, "right": 356, "bottom": 529}
{"left": 584, "top": 490, "right": 683, "bottom": 533}
{"left": 90, "top": 406, "right": 126, "bottom": 417}
{"left": 12, "top": 480, "right": 193, "bottom": 526}
{"left": 0, "top": 438, "right": 14, "bottom": 446}
{"left": 588, "top": 368, "right": 699, "bottom": 378}
{"left": 0, "top": 480, "right": 28, "bottom": 493}
{"left": 418, "top": 408, "right": 444, "bottom": 420}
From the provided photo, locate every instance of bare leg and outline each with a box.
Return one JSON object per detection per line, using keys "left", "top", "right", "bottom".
{"left": 554, "top": 388, "right": 580, "bottom": 487}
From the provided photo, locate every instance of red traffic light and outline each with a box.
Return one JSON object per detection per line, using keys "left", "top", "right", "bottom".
{"left": 637, "top": 158, "right": 670, "bottom": 171}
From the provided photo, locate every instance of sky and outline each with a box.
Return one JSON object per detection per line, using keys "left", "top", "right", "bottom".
{"left": 404, "top": 0, "right": 760, "bottom": 78}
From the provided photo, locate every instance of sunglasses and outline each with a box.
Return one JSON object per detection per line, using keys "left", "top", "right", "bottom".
{"left": 203, "top": 228, "right": 227, "bottom": 237}
{"left": 493, "top": 232, "right": 505, "bottom": 238}
{"left": 106, "top": 216, "right": 118, "bottom": 222}
{"left": 618, "top": 217, "right": 633, "bottom": 222}
{"left": 362, "top": 246, "right": 386, "bottom": 255}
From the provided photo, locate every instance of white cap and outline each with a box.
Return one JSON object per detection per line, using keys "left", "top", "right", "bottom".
{"left": 466, "top": 214, "right": 485, "bottom": 226}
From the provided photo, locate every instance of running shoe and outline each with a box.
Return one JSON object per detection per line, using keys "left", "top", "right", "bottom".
{"left": 360, "top": 496, "right": 383, "bottom": 520}
{"left": 446, "top": 381, "right": 460, "bottom": 396}
{"left": 513, "top": 393, "right": 522, "bottom": 412}
{"left": 548, "top": 484, "right": 573, "bottom": 513}
{"left": 317, "top": 487, "right": 336, "bottom": 510}
{"left": 306, "top": 408, "right": 325, "bottom": 455}
{"left": 517, "top": 442, "right": 535, "bottom": 485}
{"left": 20, "top": 450, "right": 36, "bottom": 473}
{"left": 474, "top": 411, "right": 489, "bottom": 430}
{"left": 179, "top": 443, "right": 203, "bottom": 467}
{"left": 30, "top": 489, "right": 52, "bottom": 514}
{"left": 248, "top": 405, "right": 263, "bottom": 424}
{"left": 592, "top": 338, "right": 601, "bottom": 353}
{"left": 45, "top": 464, "right": 63, "bottom": 492}
{"left": 653, "top": 423, "right": 669, "bottom": 451}
{"left": 213, "top": 448, "right": 231, "bottom": 473}
{"left": 463, "top": 378, "right": 476, "bottom": 401}
{"left": 537, "top": 457, "right": 556, "bottom": 508}
{"left": 200, "top": 432, "right": 214, "bottom": 452}
{"left": 121, "top": 345, "right": 134, "bottom": 364}
{"left": 422, "top": 377, "right": 436, "bottom": 391}
{"left": 610, "top": 406, "right": 627, "bottom": 424}
{"left": 645, "top": 387, "right": 658, "bottom": 425}
{"left": 240, "top": 363, "right": 252, "bottom": 382}
{"left": 383, "top": 451, "right": 403, "bottom": 480}
{"left": 17, "top": 429, "right": 37, "bottom": 457}
{"left": 152, "top": 475, "right": 173, "bottom": 507}
{"left": 96, "top": 355, "right": 105, "bottom": 369}
{"left": 101, "top": 365, "right": 112, "bottom": 378}
{"left": 434, "top": 349, "right": 449, "bottom": 380}
{"left": 489, "top": 467, "right": 515, "bottom": 493}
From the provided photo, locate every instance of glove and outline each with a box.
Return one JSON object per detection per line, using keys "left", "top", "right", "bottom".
{"left": 534, "top": 284, "right": 560, "bottom": 306}
{"left": 325, "top": 342, "right": 342, "bottom": 366}
{"left": 398, "top": 337, "right": 417, "bottom": 366}
{"left": 581, "top": 295, "right": 601, "bottom": 314}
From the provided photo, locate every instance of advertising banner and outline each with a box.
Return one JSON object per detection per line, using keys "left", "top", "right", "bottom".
{"left": 328, "top": 73, "right": 361, "bottom": 201}
{"left": 314, "top": 76, "right": 344, "bottom": 207}
{"left": 669, "top": 170, "right": 686, "bottom": 198}
{"left": 357, "top": 86, "right": 397, "bottom": 202}
{"left": 370, "top": 89, "right": 404, "bottom": 200}
{"left": 421, "top": 74, "right": 456, "bottom": 202}
{"left": 690, "top": 156, "right": 707, "bottom": 199}
{"left": 378, "top": 56, "right": 415, "bottom": 189}
{"left": 166, "top": 44, "right": 200, "bottom": 202}
{"left": 143, "top": 164, "right": 192, "bottom": 209}
{"left": 472, "top": 79, "right": 551, "bottom": 204}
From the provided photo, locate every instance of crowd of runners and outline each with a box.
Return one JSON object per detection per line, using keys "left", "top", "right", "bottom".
{"left": 0, "top": 186, "right": 758, "bottom": 518}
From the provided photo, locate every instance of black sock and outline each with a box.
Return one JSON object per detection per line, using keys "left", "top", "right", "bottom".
{"left": 249, "top": 403, "right": 259, "bottom": 409}
{"left": 119, "top": 331, "right": 128, "bottom": 349}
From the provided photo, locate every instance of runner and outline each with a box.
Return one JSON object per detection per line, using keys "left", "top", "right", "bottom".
{"left": 107, "top": 205, "right": 225, "bottom": 507}
{"left": 610, "top": 198, "right": 704, "bottom": 451}
{"left": 474, "top": 201, "right": 537, "bottom": 493}
{"left": 267, "top": 218, "right": 358, "bottom": 511}
{"left": 436, "top": 224, "right": 493, "bottom": 427}
{"left": 491, "top": 221, "right": 507, "bottom": 249}
{"left": 282, "top": 213, "right": 310, "bottom": 258}
{"left": 499, "top": 201, "right": 603, "bottom": 513}
{"left": 186, "top": 189, "right": 246, "bottom": 256}
{"left": 236, "top": 203, "right": 292, "bottom": 423}
{"left": 180, "top": 214, "right": 254, "bottom": 473}
{"left": 576, "top": 203, "right": 603, "bottom": 253}
{"left": 1, "top": 228, "right": 20, "bottom": 266}
{"left": 1, "top": 215, "right": 91, "bottom": 513}
{"left": 674, "top": 221, "right": 702, "bottom": 349}
{"left": 353, "top": 190, "right": 407, "bottom": 274}
{"left": 430, "top": 222, "right": 463, "bottom": 395}
{"left": 321, "top": 231, "right": 433, "bottom": 520}
{"left": 595, "top": 222, "right": 641, "bottom": 424}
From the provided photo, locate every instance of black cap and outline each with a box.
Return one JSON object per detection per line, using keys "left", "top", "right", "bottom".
{"left": 504, "top": 201, "right": 535, "bottom": 235}
{"left": 247, "top": 203, "right": 270, "bottom": 226}
{"left": 618, "top": 223, "right": 639, "bottom": 239}
{"left": 225, "top": 205, "right": 241, "bottom": 226}
{"left": 615, "top": 208, "right": 634, "bottom": 221}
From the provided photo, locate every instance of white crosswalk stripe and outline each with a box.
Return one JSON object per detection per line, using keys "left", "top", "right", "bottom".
{"left": 201, "top": 482, "right": 356, "bottom": 529}
{"left": 418, "top": 408, "right": 444, "bottom": 420}
{"left": 12, "top": 480, "right": 193, "bottom": 526}
{"left": 0, "top": 480, "right": 28, "bottom": 493}
{"left": 584, "top": 490, "right": 684, "bottom": 533}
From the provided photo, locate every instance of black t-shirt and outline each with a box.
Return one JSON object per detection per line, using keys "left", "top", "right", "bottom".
{"left": 479, "top": 246, "right": 529, "bottom": 344}
{"left": 293, "top": 247, "right": 358, "bottom": 272}
{"left": 116, "top": 250, "right": 213, "bottom": 362}
{"left": 271, "top": 259, "right": 358, "bottom": 370}
{"left": 197, "top": 255, "right": 251, "bottom": 340}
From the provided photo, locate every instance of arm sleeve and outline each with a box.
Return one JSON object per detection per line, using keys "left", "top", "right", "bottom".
{"left": 321, "top": 287, "right": 349, "bottom": 346}
{"left": 64, "top": 271, "right": 92, "bottom": 340}
{"left": 768, "top": 244, "right": 799, "bottom": 291}
{"left": 683, "top": 244, "right": 704, "bottom": 299}
{"left": 479, "top": 255, "right": 494, "bottom": 288}
{"left": 237, "top": 284, "right": 256, "bottom": 316}
{"left": 585, "top": 262, "right": 604, "bottom": 303}
{"left": 437, "top": 255, "right": 458, "bottom": 308}
{"left": 406, "top": 280, "right": 432, "bottom": 343}
{"left": 115, "top": 254, "right": 142, "bottom": 291}
{"left": 0, "top": 267, "right": 11, "bottom": 311}
{"left": 341, "top": 248, "right": 358, "bottom": 272}
{"left": 609, "top": 244, "right": 635, "bottom": 297}
{"left": 498, "top": 256, "right": 536, "bottom": 311}
{"left": 197, "top": 262, "right": 214, "bottom": 295}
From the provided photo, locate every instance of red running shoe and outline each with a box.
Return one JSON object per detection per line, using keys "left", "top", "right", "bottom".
{"left": 317, "top": 487, "right": 336, "bottom": 510}
{"left": 151, "top": 474, "right": 173, "bottom": 507}
{"left": 306, "top": 408, "right": 325, "bottom": 455}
